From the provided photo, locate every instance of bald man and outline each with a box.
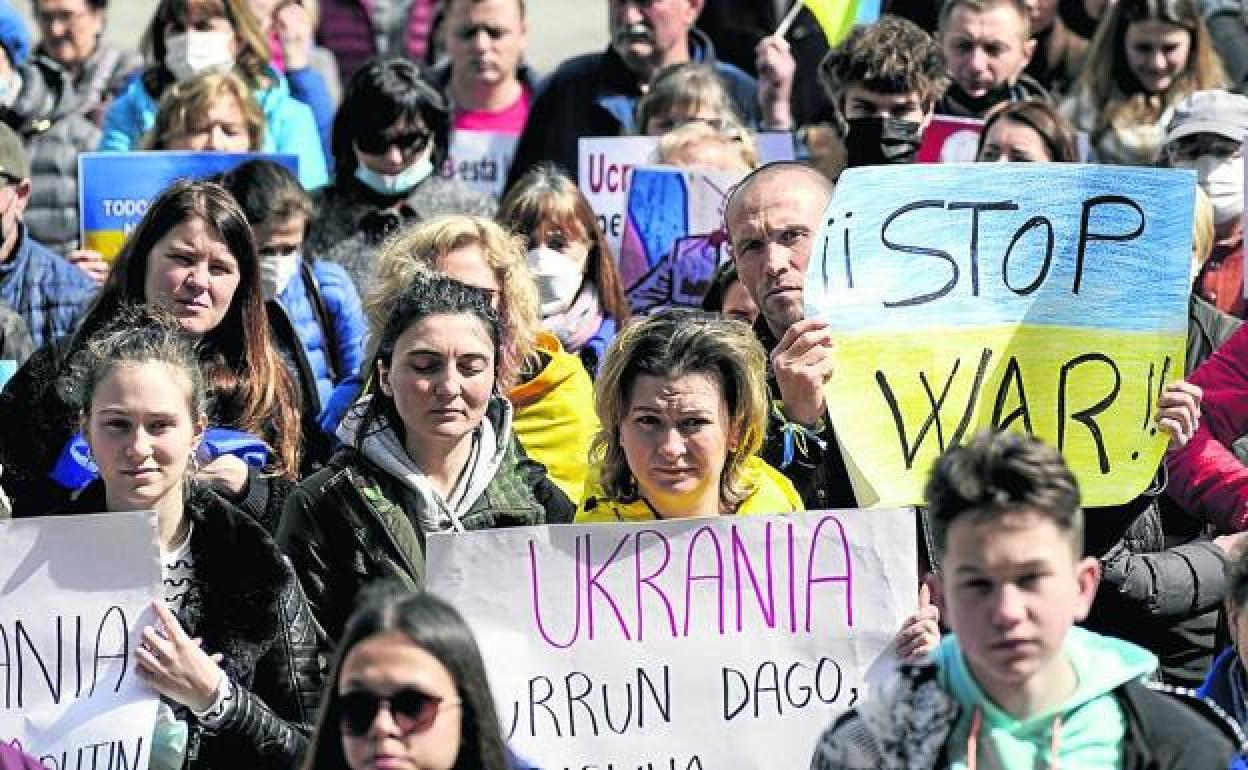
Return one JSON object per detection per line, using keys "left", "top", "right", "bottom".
{"left": 724, "top": 162, "right": 856, "bottom": 509}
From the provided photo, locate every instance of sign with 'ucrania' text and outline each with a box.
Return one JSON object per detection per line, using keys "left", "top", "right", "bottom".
{"left": 426, "top": 509, "right": 916, "bottom": 770}
{"left": 807, "top": 164, "right": 1194, "bottom": 506}
{"left": 1, "top": 511, "right": 161, "bottom": 770}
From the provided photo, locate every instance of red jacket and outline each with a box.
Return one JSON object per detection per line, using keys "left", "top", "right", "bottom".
{"left": 1195, "top": 238, "right": 1244, "bottom": 319}
{"left": 1166, "top": 322, "right": 1248, "bottom": 531}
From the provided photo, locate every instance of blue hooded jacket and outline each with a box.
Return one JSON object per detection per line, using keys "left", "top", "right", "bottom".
{"left": 98, "top": 66, "right": 329, "bottom": 189}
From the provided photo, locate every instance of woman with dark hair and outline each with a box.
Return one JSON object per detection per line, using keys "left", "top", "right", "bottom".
{"left": 976, "top": 98, "right": 1081, "bottom": 162}
{"left": 98, "top": 0, "right": 328, "bottom": 188}
{"left": 497, "top": 164, "right": 630, "bottom": 376}
{"left": 0, "top": 179, "right": 303, "bottom": 527}
{"left": 1059, "top": 0, "right": 1226, "bottom": 165}
{"left": 700, "top": 261, "right": 759, "bottom": 326}
{"left": 301, "top": 588, "right": 511, "bottom": 770}
{"left": 52, "top": 304, "right": 320, "bottom": 770}
{"left": 279, "top": 273, "right": 573, "bottom": 653}
{"left": 304, "top": 56, "right": 494, "bottom": 291}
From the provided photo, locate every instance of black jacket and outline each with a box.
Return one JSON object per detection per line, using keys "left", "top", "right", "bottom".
{"left": 505, "top": 29, "right": 759, "bottom": 189}
{"left": 279, "top": 440, "right": 573, "bottom": 655}
{"left": 60, "top": 483, "right": 323, "bottom": 770}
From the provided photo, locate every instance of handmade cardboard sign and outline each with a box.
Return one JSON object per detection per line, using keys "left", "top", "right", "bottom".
{"left": 79, "top": 152, "right": 298, "bottom": 261}
{"left": 579, "top": 133, "right": 796, "bottom": 257}
{"left": 806, "top": 164, "right": 1194, "bottom": 506}
{"left": 0, "top": 511, "right": 161, "bottom": 770}
{"left": 426, "top": 509, "right": 917, "bottom": 770}
{"left": 618, "top": 166, "right": 744, "bottom": 314}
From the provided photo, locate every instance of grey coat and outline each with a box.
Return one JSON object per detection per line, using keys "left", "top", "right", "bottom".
{"left": 2, "top": 53, "right": 103, "bottom": 255}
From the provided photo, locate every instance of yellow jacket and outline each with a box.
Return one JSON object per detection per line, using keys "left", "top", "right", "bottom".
{"left": 576, "top": 455, "right": 804, "bottom": 523}
{"left": 509, "top": 333, "right": 599, "bottom": 503}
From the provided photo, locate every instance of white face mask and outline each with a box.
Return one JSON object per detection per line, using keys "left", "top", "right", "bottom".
{"left": 1178, "top": 155, "right": 1246, "bottom": 226}
{"left": 354, "top": 156, "right": 435, "bottom": 196}
{"left": 164, "top": 30, "right": 236, "bottom": 82}
{"left": 527, "top": 246, "right": 585, "bottom": 316}
{"left": 259, "top": 251, "right": 300, "bottom": 299}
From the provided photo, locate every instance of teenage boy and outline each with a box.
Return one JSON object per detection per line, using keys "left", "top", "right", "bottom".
{"left": 810, "top": 431, "right": 1241, "bottom": 769}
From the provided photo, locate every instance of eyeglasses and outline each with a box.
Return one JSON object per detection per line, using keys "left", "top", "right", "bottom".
{"left": 355, "top": 130, "right": 432, "bottom": 156}
{"left": 454, "top": 23, "right": 510, "bottom": 41}
{"left": 36, "top": 8, "right": 92, "bottom": 27}
{"left": 338, "top": 688, "right": 459, "bottom": 736}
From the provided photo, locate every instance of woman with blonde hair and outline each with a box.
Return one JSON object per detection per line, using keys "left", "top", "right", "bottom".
{"left": 636, "top": 62, "right": 751, "bottom": 137}
{"left": 321, "top": 214, "right": 600, "bottom": 503}
{"left": 656, "top": 121, "right": 761, "bottom": 172}
{"left": 498, "top": 164, "right": 631, "bottom": 375}
{"left": 1060, "top": 0, "right": 1226, "bottom": 165}
{"left": 144, "top": 69, "right": 266, "bottom": 151}
{"left": 579, "top": 309, "right": 802, "bottom": 521}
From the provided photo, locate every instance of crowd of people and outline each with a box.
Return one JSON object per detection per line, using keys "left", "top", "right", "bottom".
{"left": 3, "top": 0, "right": 1248, "bottom": 767}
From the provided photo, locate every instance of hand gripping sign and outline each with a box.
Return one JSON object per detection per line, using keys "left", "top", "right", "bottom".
{"left": 426, "top": 509, "right": 916, "bottom": 770}
{"left": 805, "top": 164, "right": 1195, "bottom": 507}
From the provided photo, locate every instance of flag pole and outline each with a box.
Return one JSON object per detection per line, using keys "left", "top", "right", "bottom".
{"left": 775, "top": 0, "right": 804, "bottom": 38}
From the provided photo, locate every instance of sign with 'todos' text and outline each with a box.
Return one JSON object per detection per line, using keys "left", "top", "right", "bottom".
{"left": 1, "top": 511, "right": 161, "bottom": 770}
{"left": 807, "top": 164, "right": 1194, "bottom": 507}
{"left": 427, "top": 509, "right": 916, "bottom": 770}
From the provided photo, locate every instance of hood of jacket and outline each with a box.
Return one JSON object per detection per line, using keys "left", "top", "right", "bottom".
{"left": 336, "top": 394, "right": 514, "bottom": 532}
{"left": 935, "top": 626, "right": 1157, "bottom": 767}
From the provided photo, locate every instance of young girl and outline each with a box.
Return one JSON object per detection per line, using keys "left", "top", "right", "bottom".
{"left": 1060, "top": 0, "right": 1225, "bottom": 165}
{"left": 58, "top": 304, "right": 320, "bottom": 770}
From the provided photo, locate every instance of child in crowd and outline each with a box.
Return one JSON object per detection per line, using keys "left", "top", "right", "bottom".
{"left": 810, "top": 430, "right": 1242, "bottom": 769}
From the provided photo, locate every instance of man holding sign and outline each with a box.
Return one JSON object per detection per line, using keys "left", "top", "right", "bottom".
{"left": 725, "top": 161, "right": 858, "bottom": 511}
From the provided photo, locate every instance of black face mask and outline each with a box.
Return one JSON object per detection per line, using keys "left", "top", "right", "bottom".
{"left": 945, "top": 80, "right": 1015, "bottom": 118}
{"left": 843, "top": 116, "right": 923, "bottom": 167}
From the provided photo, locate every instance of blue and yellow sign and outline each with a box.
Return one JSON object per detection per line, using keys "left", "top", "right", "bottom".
{"left": 78, "top": 151, "right": 298, "bottom": 261}
{"left": 806, "top": 164, "right": 1195, "bottom": 507}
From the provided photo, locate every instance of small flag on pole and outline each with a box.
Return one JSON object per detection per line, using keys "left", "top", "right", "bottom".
{"left": 777, "top": 0, "right": 863, "bottom": 47}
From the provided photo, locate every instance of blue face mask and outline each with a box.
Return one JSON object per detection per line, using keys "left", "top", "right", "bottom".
{"left": 354, "top": 157, "right": 435, "bottom": 196}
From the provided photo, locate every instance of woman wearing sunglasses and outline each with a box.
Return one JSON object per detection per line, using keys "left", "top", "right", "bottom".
{"left": 305, "top": 56, "right": 495, "bottom": 292}
{"left": 301, "top": 588, "right": 533, "bottom": 770}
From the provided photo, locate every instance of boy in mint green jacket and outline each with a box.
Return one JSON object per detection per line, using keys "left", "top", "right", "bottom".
{"left": 811, "top": 431, "right": 1242, "bottom": 770}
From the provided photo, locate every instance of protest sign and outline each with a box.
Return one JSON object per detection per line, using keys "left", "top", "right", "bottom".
{"left": 579, "top": 133, "right": 795, "bottom": 257}
{"left": 618, "top": 166, "right": 744, "bottom": 314}
{"left": 440, "top": 130, "right": 519, "bottom": 199}
{"left": 916, "top": 115, "right": 984, "bottom": 163}
{"left": 1, "top": 511, "right": 161, "bottom": 770}
{"left": 79, "top": 152, "right": 299, "bottom": 261}
{"left": 426, "top": 509, "right": 916, "bottom": 770}
{"left": 806, "top": 164, "right": 1194, "bottom": 507}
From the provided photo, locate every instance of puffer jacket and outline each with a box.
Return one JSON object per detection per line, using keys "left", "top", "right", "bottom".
{"left": 276, "top": 260, "right": 366, "bottom": 410}
{"left": 278, "top": 398, "right": 574, "bottom": 653}
{"left": 0, "top": 227, "right": 95, "bottom": 350}
{"left": 305, "top": 173, "right": 495, "bottom": 291}
{"left": 1, "top": 55, "right": 101, "bottom": 255}
{"left": 99, "top": 67, "right": 329, "bottom": 189}
{"left": 60, "top": 482, "right": 322, "bottom": 770}
{"left": 0, "top": 301, "right": 32, "bottom": 364}
{"left": 35, "top": 42, "right": 143, "bottom": 127}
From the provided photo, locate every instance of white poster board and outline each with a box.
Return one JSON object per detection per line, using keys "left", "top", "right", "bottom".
{"left": 441, "top": 130, "right": 520, "bottom": 200}
{"left": 579, "top": 133, "right": 797, "bottom": 257}
{"left": 427, "top": 509, "right": 916, "bottom": 770}
{"left": 0, "top": 512, "right": 161, "bottom": 769}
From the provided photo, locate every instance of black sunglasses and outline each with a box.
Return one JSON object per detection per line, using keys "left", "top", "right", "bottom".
{"left": 355, "top": 130, "right": 432, "bottom": 156}
{"left": 338, "top": 688, "right": 455, "bottom": 736}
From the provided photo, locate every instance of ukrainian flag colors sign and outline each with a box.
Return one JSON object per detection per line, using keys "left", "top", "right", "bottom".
{"left": 807, "top": 164, "right": 1195, "bottom": 507}
{"left": 78, "top": 151, "right": 298, "bottom": 261}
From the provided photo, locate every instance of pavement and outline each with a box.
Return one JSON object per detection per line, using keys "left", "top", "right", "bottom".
{"left": 20, "top": 0, "right": 607, "bottom": 75}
